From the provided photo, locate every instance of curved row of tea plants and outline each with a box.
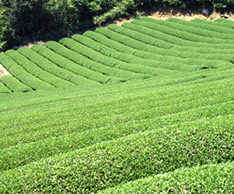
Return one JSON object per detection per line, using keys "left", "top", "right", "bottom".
{"left": 0, "top": 18, "right": 233, "bottom": 93}
{"left": 101, "top": 162, "right": 233, "bottom": 193}
{"left": 0, "top": 71, "right": 233, "bottom": 192}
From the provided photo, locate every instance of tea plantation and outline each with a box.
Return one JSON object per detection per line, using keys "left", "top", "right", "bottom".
{"left": 0, "top": 18, "right": 233, "bottom": 192}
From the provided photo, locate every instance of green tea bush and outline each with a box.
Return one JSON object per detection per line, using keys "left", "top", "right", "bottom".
{"left": 0, "top": 114, "right": 232, "bottom": 192}
{"left": 31, "top": 45, "right": 100, "bottom": 85}
{"left": 18, "top": 48, "right": 78, "bottom": 87}
{"left": 46, "top": 41, "right": 128, "bottom": 82}
{"left": 0, "top": 80, "right": 11, "bottom": 94}
{"left": 214, "top": 19, "right": 234, "bottom": 29}
{"left": 138, "top": 17, "right": 234, "bottom": 47}
{"left": 72, "top": 34, "right": 176, "bottom": 74}
{"left": 122, "top": 21, "right": 234, "bottom": 58}
{"left": 84, "top": 31, "right": 200, "bottom": 72}
{"left": 59, "top": 37, "right": 151, "bottom": 79}
{"left": 101, "top": 162, "right": 234, "bottom": 193}
{"left": 0, "top": 75, "right": 32, "bottom": 92}
{"left": 0, "top": 54, "right": 52, "bottom": 90}
{"left": 167, "top": 18, "right": 234, "bottom": 38}
{"left": 165, "top": 19, "right": 234, "bottom": 40}
{"left": 98, "top": 24, "right": 232, "bottom": 68}
{"left": 0, "top": 92, "right": 232, "bottom": 170}
{"left": 5, "top": 50, "right": 66, "bottom": 88}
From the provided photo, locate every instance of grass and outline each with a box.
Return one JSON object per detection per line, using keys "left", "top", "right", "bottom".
{"left": 0, "top": 17, "right": 233, "bottom": 192}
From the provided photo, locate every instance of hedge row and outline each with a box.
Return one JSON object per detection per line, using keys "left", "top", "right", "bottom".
{"left": 167, "top": 18, "right": 234, "bottom": 38}
{"left": 0, "top": 75, "right": 32, "bottom": 93}
{"left": 122, "top": 21, "right": 234, "bottom": 55}
{"left": 67, "top": 35, "right": 160, "bottom": 76}
{"left": 1, "top": 66, "right": 232, "bottom": 140}
{"left": 133, "top": 19, "right": 234, "bottom": 50}
{"left": 0, "top": 71, "right": 233, "bottom": 147}
{"left": 0, "top": 54, "right": 52, "bottom": 90}
{"left": 18, "top": 48, "right": 79, "bottom": 87}
{"left": 45, "top": 41, "right": 129, "bottom": 82}
{"left": 0, "top": 80, "right": 12, "bottom": 94}
{"left": 31, "top": 45, "right": 103, "bottom": 84}
{"left": 139, "top": 17, "right": 234, "bottom": 45}
{"left": 194, "top": 19, "right": 234, "bottom": 32}
{"left": 72, "top": 34, "right": 178, "bottom": 74}
{"left": 96, "top": 26, "right": 231, "bottom": 69}
{"left": 0, "top": 112, "right": 232, "bottom": 192}
{"left": 195, "top": 19, "right": 234, "bottom": 33}
{"left": 5, "top": 50, "right": 70, "bottom": 88}
{"left": 117, "top": 21, "right": 234, "bottom": 62}
{"left": 77, "top": 32, "right": 190, "bottom": 72}
{"left": 160, "top": 18, "right": 234, "bottom": 41}
{"left": 120, "top": 21, "right": 234, "bottom": 57}
{"left": 1, "top": 74, "right": 232, "bottom": 149}
{"left": 101, "top": 162, "right": 233, "bottom": 193}
{"left": 84, "top": 31, "right": 208, "bottom": 72}
{"left": 213, "top": 19, "right": 234, "bottom": 29}
{"left": 59, "top": 37, "right": 151, "bottom": 80}
{"left": 0, "top": 85, "right": 232, "bottom": 170}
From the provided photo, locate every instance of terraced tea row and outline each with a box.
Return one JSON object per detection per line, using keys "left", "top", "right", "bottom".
{"left": 101, "top": 162, "right": 233, "bottom": 193}
{"left": 0, "top": 18, "right": 233, "bottom": 94}
{"left": 0, "top": 69, "right": 233, "bottom": 192}
{"left": 1, "top": 77, "right": 232, "bottom": 150}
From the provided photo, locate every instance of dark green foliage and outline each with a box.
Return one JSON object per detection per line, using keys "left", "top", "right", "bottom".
{"left": 0, "top": 7, "right": 12, "bottom": 51}
{"left": 162, "top": 0, "right": 234, "bottom": 10}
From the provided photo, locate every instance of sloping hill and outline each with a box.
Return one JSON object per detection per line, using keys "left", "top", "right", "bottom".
{"left": 0, "top": 18, "right": 233, "bottom": 192}
{"left": 0, "top": 18, "right": 234, "bottom": 94}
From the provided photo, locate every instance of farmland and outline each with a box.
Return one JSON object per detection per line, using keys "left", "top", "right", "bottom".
{"left": 0, "top": 18, "right": 233, "bottom": 192}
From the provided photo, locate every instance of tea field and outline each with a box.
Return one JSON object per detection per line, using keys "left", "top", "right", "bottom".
{"left": 0, "top": 17, "right": 233, "bottom": 192}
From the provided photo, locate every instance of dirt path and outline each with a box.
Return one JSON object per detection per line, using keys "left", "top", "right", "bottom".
{"left": 0, "top": 64, "right": 11, "bottom": 78}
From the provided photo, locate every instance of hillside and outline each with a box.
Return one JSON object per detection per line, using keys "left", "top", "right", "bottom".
{"left": 0, "top": 17, "right": 233, "bottom": 192}
{"left": 1, "top": 18, "right": 234, "bottom": 93}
